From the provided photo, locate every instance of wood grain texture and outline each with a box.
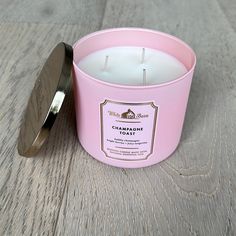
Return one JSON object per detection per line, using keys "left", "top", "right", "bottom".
{"left": 217, "top": 0, "right": 236, "bottom": 31}
{"left": 0, "top": 0, "right": 107, "bottom": 25}
{"left": 0, "top": 7, "right": 104, "bottom": 235}
{"left": 0, "top": 0, "right": 236, "bottom": 236}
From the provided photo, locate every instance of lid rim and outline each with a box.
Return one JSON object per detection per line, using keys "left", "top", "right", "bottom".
{"left": 18, "top": 42, "right": 73, "bottom": 157}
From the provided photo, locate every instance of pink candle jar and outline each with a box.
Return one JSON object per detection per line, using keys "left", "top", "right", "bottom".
{"left": 73, "top": 28, "right": 196, "bottom": 168}
{"left": 18, "top": 28, "right": 196, "bottom": 168}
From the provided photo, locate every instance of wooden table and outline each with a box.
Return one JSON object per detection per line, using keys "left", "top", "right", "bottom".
{"left": 0, "top": 0, "right": 235, "bottom": 235}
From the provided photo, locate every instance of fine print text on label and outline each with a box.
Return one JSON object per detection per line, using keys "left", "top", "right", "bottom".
{"left": 100, "top": 100, "right": 158, "bottom": 161}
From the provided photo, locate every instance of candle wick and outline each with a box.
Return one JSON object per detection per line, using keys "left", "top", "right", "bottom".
{"left": 141, "top": 48, "right": 145, "bottom": 64}
{"left": 143, "top": 68, "right": 147, "bottom": 85}
{"left": 103, "top": 55, "right": 109, "bottom": 71}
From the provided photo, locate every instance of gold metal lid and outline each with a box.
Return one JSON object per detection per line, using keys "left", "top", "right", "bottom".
{"left": 18, "top": 42, "right": 73, "bottom": 157}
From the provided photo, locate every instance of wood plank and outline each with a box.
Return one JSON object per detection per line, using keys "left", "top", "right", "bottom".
{"left": 217, "top": 0, "right": 236, "bottom": 31}
{"left": 0, "top": 19, "right": 104, "bottom": 235}
{"left": 0, "top": 0, "right": 106, "bottom": 25}
{"left": 55, "top": 0, "right": 236, "bottom": 235}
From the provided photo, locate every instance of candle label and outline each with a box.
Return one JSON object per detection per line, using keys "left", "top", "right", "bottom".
{"left": 100, "top": 100, "right": 158, "bottom": 161}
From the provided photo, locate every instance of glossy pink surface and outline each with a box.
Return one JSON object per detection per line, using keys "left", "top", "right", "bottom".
{"left": 73, "top": 28, "right": 196, "bottom": 168}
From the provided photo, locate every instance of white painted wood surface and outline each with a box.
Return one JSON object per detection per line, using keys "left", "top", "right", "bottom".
{"left": 0, "top": 0, "right": 235, "bottom": 235}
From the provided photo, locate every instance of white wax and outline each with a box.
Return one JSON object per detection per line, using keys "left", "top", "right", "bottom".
{"left": 78, "top": 46, "right": 187, "bottom": 86}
